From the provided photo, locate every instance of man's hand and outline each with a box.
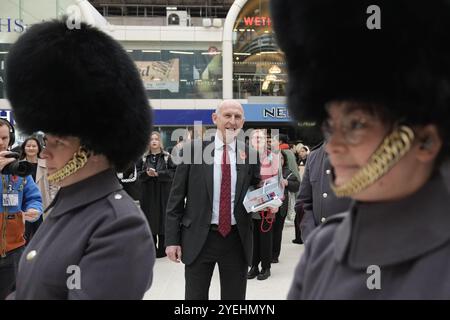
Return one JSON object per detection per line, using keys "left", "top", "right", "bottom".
{"left": 146, "top": 169, "right": 158, "bottom": 177}
{"left": 23, "top": 209, "right": 41, "bottom": 222}
{"left": 282, "top": 179, "right": 289, "bottom": 187}
{"left": 166, "top": 245, "right": 182, "bottom": 263}
{"left": 0, "top": 151, "right": 18, "bottom": 171}
{"left": 268, "top": 206, "right": 279, "bottom": 214}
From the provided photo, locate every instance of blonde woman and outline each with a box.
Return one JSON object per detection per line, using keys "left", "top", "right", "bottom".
{"left": 139, "top": 132, "right": 176, "bottom": 258}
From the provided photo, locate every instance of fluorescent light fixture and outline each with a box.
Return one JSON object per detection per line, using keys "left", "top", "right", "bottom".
{"left": 142, "top": 50, "right": 161, "bottom": 53}
{"left": 260, "top": 51, "right": 280, "bottom": 54}
{"left": 170, "top": 50, "right": 194, "bottom": 55}
{"left": 167, "top": 7, "right": 177, "bottom": 10}
{"left": 180, "top": 79, "right": 187, "bottom": 82}
{"left": 234, "top": 52, "right": 251, "bottom": 56}
{"left": 0, "top": 52, "right": 8, "bottom": 54}
{"left": 201, "top": 51, "right": 221, "bottom": 55}
{"left": 126, "top": 49, "right": 134, "bottom": 53}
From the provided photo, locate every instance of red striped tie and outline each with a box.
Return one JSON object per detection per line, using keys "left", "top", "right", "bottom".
{"left": 218, "top": 144, "right": 231, "bottom": 237}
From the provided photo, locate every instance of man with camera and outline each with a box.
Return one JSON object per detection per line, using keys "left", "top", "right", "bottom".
{"left": 0, "top": 118, "right": 43, "bottom": 300}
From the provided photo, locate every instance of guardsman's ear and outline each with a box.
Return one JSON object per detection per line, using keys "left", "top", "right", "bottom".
{"left": 415, "top": 125, "right": 442, "bottom": 164}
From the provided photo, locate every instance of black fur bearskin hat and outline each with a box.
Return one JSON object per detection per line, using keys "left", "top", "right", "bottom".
{"left": 6, "top": 18, "right": 152, "bottom": 170}
{"left": 271, "top": 0, "right": 450, "bottom": 154}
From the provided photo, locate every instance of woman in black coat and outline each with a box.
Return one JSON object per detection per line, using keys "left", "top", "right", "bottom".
{"left": 140, "top": 132, "right": 176, "bottom": 258}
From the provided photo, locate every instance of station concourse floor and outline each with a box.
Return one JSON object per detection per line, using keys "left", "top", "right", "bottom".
{"left": 143, "top": 221, "right": 305, "bottom": 300}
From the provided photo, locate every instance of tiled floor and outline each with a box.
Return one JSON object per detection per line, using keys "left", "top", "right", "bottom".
{"left": 144, "top": 221, "right": 304, "bottom": 300}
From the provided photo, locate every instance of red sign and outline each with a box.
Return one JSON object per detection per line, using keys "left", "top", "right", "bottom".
{"left": 243, "top": 16, "right": 272, "bottom": 27}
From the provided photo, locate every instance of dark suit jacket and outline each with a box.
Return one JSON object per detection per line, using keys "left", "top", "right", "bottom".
{"left": 165, "top": 139, "right": 260, "bottom": 266}
{"left": 296, "top": 144, "right": 351, "bottom": 241}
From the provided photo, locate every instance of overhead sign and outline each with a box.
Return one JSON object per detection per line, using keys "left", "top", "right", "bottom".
{"left": 243, "top": 16, "right": 272, "bottom": 27}
{"left": 0, "top": 109, "right": 14, "bottom": 125}
{"left": 0, "top": 18, "right": 26, "bottom": 33}
{"left": 154, "top": 109, "right": 214, "bottom": 126}
{"left": 242, "top": 104, "right": 292, "bottom": 122}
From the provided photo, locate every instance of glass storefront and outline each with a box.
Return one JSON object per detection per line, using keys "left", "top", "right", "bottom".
{"left": 0, "top": 44, "right": 9, "bottom": 99}
{"left": 232, "top": 0, "right": 286, "bottom": 99}
{"left": 127, "top": 47, "right": 222, "bottom": 99}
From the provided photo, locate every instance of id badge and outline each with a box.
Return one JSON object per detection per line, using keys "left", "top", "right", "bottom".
{"left": 3, "top": 192, "right": 19, "bottom": 207}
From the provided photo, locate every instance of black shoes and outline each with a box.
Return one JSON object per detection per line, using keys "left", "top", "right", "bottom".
{"left": 271, "top": 258, "right": 279, "bottom": 264}
{"left": 247, "top": 266, "right": 260, "bottom": 279}
{"left": 257, "top": 269, "right": 271, "bottom": 280}
{"left": 292, "top": 239, "right": 303, "bottom": 244}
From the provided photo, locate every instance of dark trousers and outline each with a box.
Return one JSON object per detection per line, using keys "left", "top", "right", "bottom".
{"left": 272, "top": 214, "right": 286, "bottom": 260}
{"left": 251, "top": 219, "right": 273, "bottom": 270}
{"left": 24, "top": 216, "right": 43, "bottom": 244}
{"left": 185, "top": 227, "right": 247, "bottom": 300}
{"left": 294, "top": 205, "right": 304, "bottom": 242}
{"left": 153, "top": 234, "right": 165, "bottom": 257}
{"left": 0, "top": 246, "right": 24, "bottom": 300}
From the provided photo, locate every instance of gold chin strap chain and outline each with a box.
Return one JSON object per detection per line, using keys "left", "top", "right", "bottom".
{"left": 331, "top": 125, "right": 415, "bottom": 198}
{"left": 47, "top": 148, "right": 89, "bottom": 184}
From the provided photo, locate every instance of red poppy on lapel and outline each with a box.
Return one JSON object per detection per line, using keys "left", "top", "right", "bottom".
{"left": 11, "top": 175, "right": 18, "bottom": 183}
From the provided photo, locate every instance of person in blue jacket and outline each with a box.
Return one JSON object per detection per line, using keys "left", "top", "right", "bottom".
{"left": 0, "top": 118, "right": 42, "bottom": 300}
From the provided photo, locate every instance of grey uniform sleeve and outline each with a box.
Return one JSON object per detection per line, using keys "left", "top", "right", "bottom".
{"left": 68, "top": 213, "right": 155, "bottom": 300}
{"left": 297, "top": 158, "right": 315, "bottom": 241}
{"left": 287, "top": 236, "right": 311, "bottom": 299}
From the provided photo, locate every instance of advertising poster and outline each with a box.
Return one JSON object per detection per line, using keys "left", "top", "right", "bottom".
{"left": 135, "top": 59, "right": 180, "bottom": 93}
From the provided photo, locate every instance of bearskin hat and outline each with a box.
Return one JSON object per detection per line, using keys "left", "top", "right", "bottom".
{"left": 6, "top": 19, "right": 152, "bottom": 170}
{"left": 271, "top": 0, "right": 450, "bottom": 153}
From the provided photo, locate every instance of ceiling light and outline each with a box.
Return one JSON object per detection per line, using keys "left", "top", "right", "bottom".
{"left": 170, "top": 50, "right": 194, "bottom": 55}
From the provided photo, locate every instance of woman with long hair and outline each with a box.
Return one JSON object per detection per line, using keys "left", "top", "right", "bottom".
{"left": 140, "top": 131, "right": 176, "bottom": 258}
{"left": 19, "top": 137, "right": 51, "bottom": 242}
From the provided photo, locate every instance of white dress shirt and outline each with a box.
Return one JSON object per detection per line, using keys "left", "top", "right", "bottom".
{"left": 211, "top": 133, "right": 237, "bottom": 225}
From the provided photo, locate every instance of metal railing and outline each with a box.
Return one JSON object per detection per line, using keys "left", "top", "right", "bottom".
{"left": 91, "top": 3, "right": 230, "bottom": 18}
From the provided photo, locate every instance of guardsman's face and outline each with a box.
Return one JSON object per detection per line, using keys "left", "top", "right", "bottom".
{"left": 41, "top": 134, "right": 80, "bottom": 176}
{"left": 324, "top": 101, "right": 441, "bottom": 202}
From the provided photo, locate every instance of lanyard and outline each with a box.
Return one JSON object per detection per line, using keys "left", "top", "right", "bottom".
{"left": 1, "top": 175, "right": 12, "bottom": 194}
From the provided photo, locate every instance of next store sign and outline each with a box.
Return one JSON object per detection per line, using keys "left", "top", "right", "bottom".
{"left": 242, "top": 104, "right": 291, "bottom": 122}
{"left": 153, "top": 104, "right": 291, "bottom": 125}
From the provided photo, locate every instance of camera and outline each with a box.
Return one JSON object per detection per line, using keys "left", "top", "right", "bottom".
{"left": 1, "top": 152, "right": 34, "bottom": 177}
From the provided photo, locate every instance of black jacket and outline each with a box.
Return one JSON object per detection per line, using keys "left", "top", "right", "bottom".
{"left": 165, "top": 139, "right": 260, "bottom": 266}
{"left": 139, "top": 152, "right": 176, "bottom": 235}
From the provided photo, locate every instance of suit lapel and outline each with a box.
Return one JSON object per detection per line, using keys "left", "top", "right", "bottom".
{"left": 234, "top": 141, "right": 247, "bottom": 212}
{"left": 204, "top": 140, "right": 214, "bottom": 207}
